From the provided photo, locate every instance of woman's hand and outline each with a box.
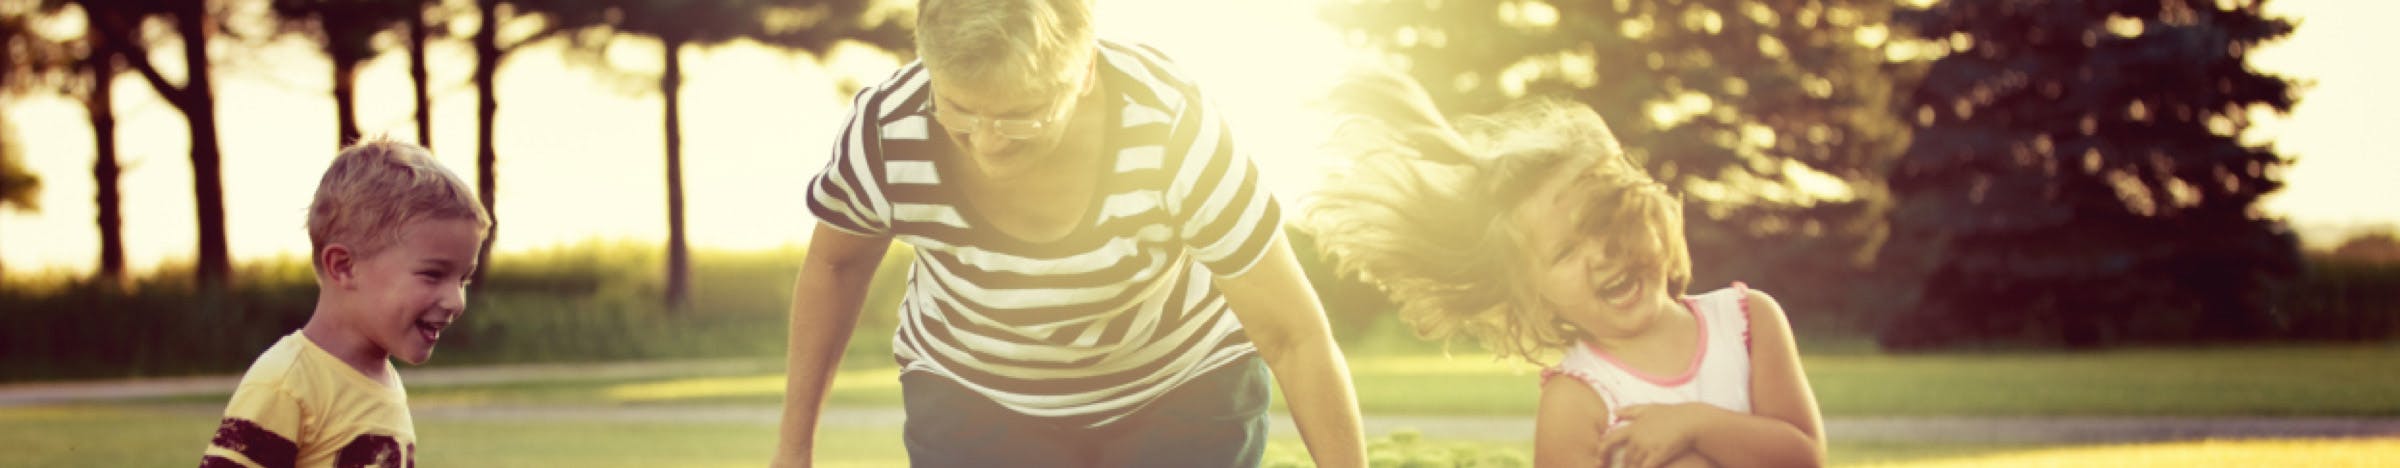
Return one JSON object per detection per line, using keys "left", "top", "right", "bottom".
{"left": 1595, "top": 402, "right": 1725, "bottom": 468}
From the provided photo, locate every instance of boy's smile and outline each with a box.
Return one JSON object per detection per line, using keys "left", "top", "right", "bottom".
{"left": 352, "top": 218, "right": 484, "bottom": 366}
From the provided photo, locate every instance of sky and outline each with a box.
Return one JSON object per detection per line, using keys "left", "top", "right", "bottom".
{"left": 0, "top": 0, "right": 2391, "bottom": 276}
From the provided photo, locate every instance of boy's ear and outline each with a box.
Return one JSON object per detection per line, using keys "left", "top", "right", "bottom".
{"left": 320, "top": 244, "right": 357, "bottom": 288}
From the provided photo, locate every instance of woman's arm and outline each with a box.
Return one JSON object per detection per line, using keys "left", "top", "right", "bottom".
{"left": 1215, "top": 238, "right": 1368, "bottom": 468}
{"left": 771, "top": 224, "right": 892, "bottom": 468}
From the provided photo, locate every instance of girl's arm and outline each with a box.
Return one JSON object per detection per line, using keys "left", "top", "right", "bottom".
{"left": 1704, "top": 289, "right": 1826, "bottom": 467}
{"left": 1535, "top": 376, "right": 1610, "bottom": 467}
{"left": 1542, "top": 376, "right": 1717, "bottom": 468}
{"left": 1597, "top": 290, "right": 1823, "bottom": 468}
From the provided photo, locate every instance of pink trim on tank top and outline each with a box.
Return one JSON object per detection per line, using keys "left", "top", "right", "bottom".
{"left": 1733, "top": 282, "right": 1752, "bottom": 351}
{"left": 1584, "top": 296, "right": 1709, "bottom": 387}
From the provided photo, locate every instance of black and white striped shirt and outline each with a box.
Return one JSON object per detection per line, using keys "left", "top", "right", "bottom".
{"left": 805, "top": 39, "right": 1283, "bottom": 428}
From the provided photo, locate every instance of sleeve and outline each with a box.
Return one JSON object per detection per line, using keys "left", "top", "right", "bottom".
{"left": 199, "top": 383, "right": 306, "bottom": 468}
{"left": 1540, "top": 367, "right": 1623, "bottom": 425}
{"left": 1163, "top": 91, "right": 1284, "bottom": 278}
{"left": 805, "top": 84, "right": 895, "bottom": 238}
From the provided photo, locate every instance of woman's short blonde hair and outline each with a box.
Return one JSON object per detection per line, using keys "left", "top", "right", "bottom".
{"left": 916, "top": 0, "right": 1096, "bottom": 98}
{"left": 1304, "top": 70, "right": 1689, "bottom": 364}
{"left": 307, "top": 136, "right": 490, "bottom": 274}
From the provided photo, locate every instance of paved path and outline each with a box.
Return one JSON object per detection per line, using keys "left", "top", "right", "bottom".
{"left": 10, "top": 362, "right": 2400, "bottom": 444}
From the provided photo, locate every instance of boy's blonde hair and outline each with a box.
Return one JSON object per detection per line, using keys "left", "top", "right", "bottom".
{"left": 916, "top": 0, "right": 1096, "bottom": 98}
{"left": 1305, "top": 70, "right": 1690, "bottom": 364}
{"left": 307, "top": 136, "right": 490, "bottom": 274}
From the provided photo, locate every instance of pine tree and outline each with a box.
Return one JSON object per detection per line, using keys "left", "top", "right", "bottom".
{"left": 1879, "top": 0, "right": 2302, "bottom": 349}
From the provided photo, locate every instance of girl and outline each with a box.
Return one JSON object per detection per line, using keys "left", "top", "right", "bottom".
{"left": 1304, "top": 70, "right": 1826, "bottom": 468}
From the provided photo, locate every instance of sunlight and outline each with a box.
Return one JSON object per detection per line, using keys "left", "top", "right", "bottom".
{"left": 1097, "top": 0, "right": 1369, "bottom": 206}
{"left": 1, "top": 0, "right": 2390, "bottom": 272}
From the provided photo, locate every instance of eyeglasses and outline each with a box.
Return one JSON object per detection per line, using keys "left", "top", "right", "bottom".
{"left": 932, "top": 99, "right": 1067, "bottom": 141}
{"left": 930, "top": 64, "right": 1097, "bottom": 141}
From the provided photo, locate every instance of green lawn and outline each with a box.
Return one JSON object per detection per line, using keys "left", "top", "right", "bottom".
{"left": 386, "top": 342, "right": 2400, "bottom": 417}
{"left": 6, "top": 403, "right": 2392, "bottom": 467}
{"left": 21, "top": 342, "right": 2399, "bottom": 466}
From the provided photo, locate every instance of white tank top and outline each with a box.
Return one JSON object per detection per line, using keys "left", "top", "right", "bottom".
{"left": 1543, "top": 282, "right": 1755, "bottom": 423}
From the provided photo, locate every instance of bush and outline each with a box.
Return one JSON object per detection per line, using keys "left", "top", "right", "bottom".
{"left": 2273, "top": 253, "right": 2400, "bottom": 341}
{"left": 0, "top": 242, "right": 918, "bottom": 383}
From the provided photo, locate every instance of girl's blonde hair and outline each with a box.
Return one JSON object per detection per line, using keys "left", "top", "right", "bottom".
{"left": 916, "top": 0, "right": 1095, "bottom": 98}
{"left": 1304, "top": 70, "right": 1689, "bottom": 364}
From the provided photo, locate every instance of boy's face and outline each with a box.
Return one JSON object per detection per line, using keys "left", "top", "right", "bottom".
{"left": 343, "top": 218, "right": 484, "bottom": 365}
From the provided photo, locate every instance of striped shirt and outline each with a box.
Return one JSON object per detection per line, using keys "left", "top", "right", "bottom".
{"left": 805, "top": 39, "right": 1283, "bottom": 428}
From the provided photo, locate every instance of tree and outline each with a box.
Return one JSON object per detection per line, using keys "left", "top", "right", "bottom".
{"left": 79, "top": 0, "right": 234, "bottom": 290}
{"left": 12, "top": 1, "right": 128, "bottom": 282}
{"left": 3, "top": 3, "right": 66, "bottom": 282}
{"left": 1877, "top": 0, "right": 2301, "bottom": 349}
{"left": 470, "top": 0, "right": 505, "bottom": 289}
{"left": 464, "top": 0, "right": 577, "bottom": 290}
{"left": 526, "top": 0, "right": 910, "bottom": 310}
{"left": 1322, "top": 0, "right": 1918, "bottom": 322}
{"left": 267, "top": 0, "right": 424, "bottom": 148}
{"left": 0, "top": 116, "right": 37, "bottom": 282}
{"left": 70, "top": 1, "right": 126, "bottom": 282}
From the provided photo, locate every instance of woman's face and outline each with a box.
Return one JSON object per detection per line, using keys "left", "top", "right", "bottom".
{"left": 928, "top": 61, "right": 1095, "bottom": 182}
{"left": 1509, "top": 168, "right": 1670, "bottom": 339}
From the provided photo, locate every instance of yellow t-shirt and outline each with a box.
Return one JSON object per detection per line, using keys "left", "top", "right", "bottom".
{"left": 200, "top": 331, "right": 416, "bottom": 468}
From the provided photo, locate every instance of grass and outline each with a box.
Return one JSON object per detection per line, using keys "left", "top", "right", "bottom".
{"left": 6, "top": 403, "right": 2394, "bottom": 467}
{"left": 1806, "top": 343, "right": 2400, "bottom": 417}
{"left": 269, "top": 341, "right": 2400, "bottom": 418}
{"left": 1842, "top": 438, "right": 2400, "bottom": 467}
{"left": 0, "top": 403, "right": 897, "bottom": 467}
{"left": 1328, "top": 342, "right": 2400, "bottom": 417}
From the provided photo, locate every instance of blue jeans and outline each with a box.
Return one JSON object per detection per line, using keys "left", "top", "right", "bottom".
{"left": 900, "top": 355, "right": 1270, "bottom": 467}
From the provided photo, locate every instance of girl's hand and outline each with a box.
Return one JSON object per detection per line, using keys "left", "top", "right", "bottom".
{"left": 1595, "top": 403, "right": 1722, "bottom": 468}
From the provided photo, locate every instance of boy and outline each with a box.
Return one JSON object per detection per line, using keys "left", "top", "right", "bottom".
{"left": 200, "top": 137, "right": 489, "bottom": 468}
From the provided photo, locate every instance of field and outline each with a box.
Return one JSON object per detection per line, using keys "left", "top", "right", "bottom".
{"left": 8, "top": 343, "right": 2399, "bottom": 467}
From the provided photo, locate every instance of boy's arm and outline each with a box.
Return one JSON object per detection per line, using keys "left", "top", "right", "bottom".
{"left": 1214, "top": 238, "right": 1367, "bottom": 468}
{"left": 1605, "top": 291, "right": 1823, "bottom": 468}
{"left": 771, "top": 223, "right": 892, "bottom": 468}
{"left": 201, "top": 383, "right": 306, "bottom": 468}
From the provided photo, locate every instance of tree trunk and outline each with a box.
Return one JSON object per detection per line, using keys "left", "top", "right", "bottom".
{"left": 175, "top": 2, "right": 231, "bottom": 290}
{"left": 333, "top": 55, "right": 361, "bottom": 147}
{"left": 471, "top": 0, "right": 500, "bottom": 288}
{"left": 408, "top": 2, "right": 432, "bottom": 147}
{"left": 88, "top": 37, "right": 124, "bottom": 284}
{"left": 662, "top": 37, "right": 689, "bottom": 312}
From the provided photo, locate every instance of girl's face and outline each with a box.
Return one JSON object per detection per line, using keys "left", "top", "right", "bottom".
{"left": 1510, "top": 168, "right": 1673, "bottom": 339}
